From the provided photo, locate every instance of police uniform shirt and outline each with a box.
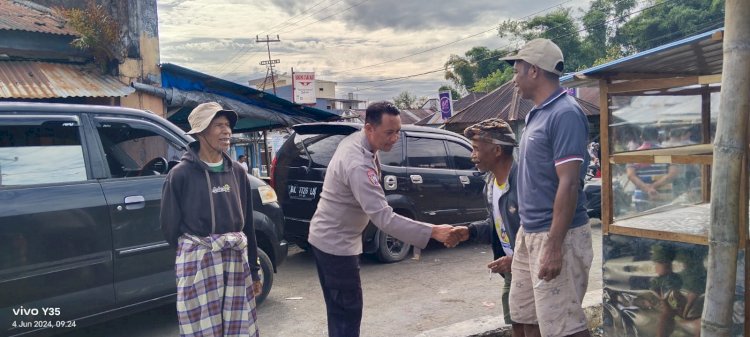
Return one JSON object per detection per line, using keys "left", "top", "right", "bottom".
{"left": 308, "top": 130, "right": 433, "bottom": 256}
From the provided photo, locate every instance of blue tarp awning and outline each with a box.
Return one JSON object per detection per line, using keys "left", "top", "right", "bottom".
{"left": 155, "top": 63, "right": 340, "bottom": 133}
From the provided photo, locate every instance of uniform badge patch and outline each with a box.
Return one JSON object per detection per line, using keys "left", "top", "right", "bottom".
{"left": 367, "top": 169, "right": 379, "bottom": 186}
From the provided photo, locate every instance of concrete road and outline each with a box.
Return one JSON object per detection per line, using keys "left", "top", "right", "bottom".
{"left": 56, "top": 222, "right": 602, "bottom": 337}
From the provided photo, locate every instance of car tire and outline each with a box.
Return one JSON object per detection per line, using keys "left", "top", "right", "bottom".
{"left": 375, "top": 230, "right": 412, "bottom": 263}
{"left": 255, "top": 248, "right": 274, "bottom": 305}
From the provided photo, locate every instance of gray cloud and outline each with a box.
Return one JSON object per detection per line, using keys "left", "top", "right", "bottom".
{"left": 268, "top": 0, "right": 588, "bottom": 31}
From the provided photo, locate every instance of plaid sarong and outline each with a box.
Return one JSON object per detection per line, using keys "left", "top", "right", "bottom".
{"left": 176, "top": 232, "right": 259, "bottom": 337}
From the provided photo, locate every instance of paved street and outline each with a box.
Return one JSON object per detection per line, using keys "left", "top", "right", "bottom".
{"left": 57, "top": 222, "right": 602, "bottom": 337}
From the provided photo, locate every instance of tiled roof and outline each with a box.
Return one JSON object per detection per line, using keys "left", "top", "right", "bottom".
{"left": 0, "top": 1, "right": 76, "bottom": 36}
{"left": 0, "top": 61, "right": 134, "bottom": 98}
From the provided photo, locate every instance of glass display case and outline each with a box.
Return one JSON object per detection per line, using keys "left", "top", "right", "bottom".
{"left": 562, "top": 28, "right": 747, "bottom": 337}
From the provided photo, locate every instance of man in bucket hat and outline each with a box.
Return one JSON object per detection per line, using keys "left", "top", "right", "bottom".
{"left": 161, "top": 102, "right": 262, "bottom": 336}
{"left": 501, "top": 39, "right": 594, "bottom": 337}
{"left": 452, "top": 118, "right": 525, "bottom": 337}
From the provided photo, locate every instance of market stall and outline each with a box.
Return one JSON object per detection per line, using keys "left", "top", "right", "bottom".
{"left": 562, "top": 27, "right": 746, "bottom": 337}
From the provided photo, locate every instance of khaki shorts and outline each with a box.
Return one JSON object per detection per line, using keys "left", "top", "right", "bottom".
{"left": 509, "top": 224, "right": 593, "bottom": 337}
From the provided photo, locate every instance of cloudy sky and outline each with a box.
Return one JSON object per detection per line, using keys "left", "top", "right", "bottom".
{"left": 157, "top": 0, "right": 591, "bottom": 103}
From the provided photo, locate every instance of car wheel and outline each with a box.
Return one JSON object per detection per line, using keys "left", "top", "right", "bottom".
{"left": 254, "top": 248, "right": 274, "bottom": 305}
{"left": 376, "top": 230, "right": 411, "bottom": 263}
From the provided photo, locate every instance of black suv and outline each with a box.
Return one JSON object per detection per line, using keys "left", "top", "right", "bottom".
{"left": 0, "top": 103, "right": 287, "bottom": 336}
{"left": 271, "top": 122, "right": 487, "bottom": 262}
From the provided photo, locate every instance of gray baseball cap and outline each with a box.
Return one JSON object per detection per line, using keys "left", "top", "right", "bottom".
{"left": 186, "top": 102, "right": 238, "bottom": 135}
{"left": 500, "top": 38, "right": 564, "bottom": 76}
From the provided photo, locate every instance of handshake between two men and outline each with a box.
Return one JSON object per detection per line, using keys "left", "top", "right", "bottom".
{"left": 429, "top": 225, "right": 513, "bottom": 274}
{"left": 429, "top": 225, "right": 471, "bottom": 248}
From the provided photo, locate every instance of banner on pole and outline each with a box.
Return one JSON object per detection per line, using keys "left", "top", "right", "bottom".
{"left": 293, "top": 72, "right": 316, "bottom": 104}
{"left": 439, "top": 91, "right": 453, "bottom": 120}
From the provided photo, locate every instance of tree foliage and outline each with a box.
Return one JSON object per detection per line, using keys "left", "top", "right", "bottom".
{"left": 499, "top": 8, "right": 591, "bottom": 72}
{"left": 56, "top": 0, "right": 120, "bottom": 73}
{"left": 444, "top": 46, "right": 510, "bottom": 93}
{"left": 392, "top": 91, "right": 428, "bottom": 109}
{"left": 438, "top": 85, "right": 462, "bottom": 100}
{"left": 472, "top": 68, "right": 513, "bottom": 93}
{"left": 619, "top": 0, "right": 724, "bottom": 51}
{"left": 442, "top": 0, "right": 724, "bottom": 98}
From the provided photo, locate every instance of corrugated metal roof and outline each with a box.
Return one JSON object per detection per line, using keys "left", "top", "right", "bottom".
{"left": 400, "top": 108, "right": 435, "bottom": 124}
{"left": 453, "top": 92, "right": 487, "bottom": 111}
{"left": 0, "top": 0, "right": 76, "bottom": 36}
{"left": 414, "top": 111, "right": 444, "bottom": 126}
{"left": 445, "top": 81, "right": 599, "bottom": 127}
{"left": 561, "top": 28, "right": 724, "bottom": 88}
{"left": 0, "top": 61, "right": 135, "bottom": 98}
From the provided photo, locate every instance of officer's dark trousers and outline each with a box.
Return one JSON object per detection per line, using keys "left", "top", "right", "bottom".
{"left": 311, "top": 245, "right": 363, "bottom": 337}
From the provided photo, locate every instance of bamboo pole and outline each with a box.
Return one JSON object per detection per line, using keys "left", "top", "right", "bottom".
{"left": 701, "top": 0, "right": 750, "bottom": 335}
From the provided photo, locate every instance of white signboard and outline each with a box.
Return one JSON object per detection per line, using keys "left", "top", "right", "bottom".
{"left": 293, "top": 72, "right": 316, "bottom": 104}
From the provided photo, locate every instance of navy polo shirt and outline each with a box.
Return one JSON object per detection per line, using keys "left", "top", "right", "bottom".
{"left": 517, "top": 89, "right": 590, "bottom": 233}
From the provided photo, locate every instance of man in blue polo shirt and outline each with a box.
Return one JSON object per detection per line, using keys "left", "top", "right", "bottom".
{"left": 500, "top": 39, "right": 594, "bottom": 337}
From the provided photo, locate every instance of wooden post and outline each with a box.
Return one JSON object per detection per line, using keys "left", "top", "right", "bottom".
{"left": 702, "top": 85, "right": 712, "bottom": 203}
{"left": 599, "top": 79, "right": 612, "bottom": 233}
{"left": 701, "top": 0, "right": 750, "bottom": 335}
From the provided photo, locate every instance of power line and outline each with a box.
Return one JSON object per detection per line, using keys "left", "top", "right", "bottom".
{"left": 345, "top": 0, "right": 684, "bottom": 93}
{"left": 278, "top": 0, "right": 370, "bottom": 35}
{"left": 270, "top": 0, "right": 348, "bottom": 34}
{"left": 216, "top": 0, "right": 344, "bottom": 76}
{"left": 259, "top": 0, "right": 332, "bottom": 35}
{"left": 329, "top": 0, "right": 573, "bottom": 75}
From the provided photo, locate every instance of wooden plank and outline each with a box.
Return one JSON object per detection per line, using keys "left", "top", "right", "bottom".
{"left": 702, "top": 165, "right": 711, "bottom": 203}
{"left": 610, "top": 155, "right": 654, "bottom": 164}
{"left": 611, "top": 155, "right": 711, "bottom": 164}
{"left": 671, "top": 155, "right": 714, "bottom": 165}
{"left": 608, "top": 77, "right": 700, "bottom": 94}
{"left": 699, "top": 74, "right": 722, "bottom": 84}
{"left": 600, "top": 79, "right": 612, "bottom": 234}
{"left": 612, "top": 144, "right": 713, "bottom": 157}
{"left": 603, "top": 73, "right": 685, "bottom": 80}
{"left": 740, "top": 158, "right": 747, "bottom": 242}
{"left": 609, "top": 225, "right": 708, "bottom": 245}
{"left": 702, "top": 85, "right": 712, "bottom": 143}
{"left": 609, "top": 85, "right": 722, "bottom": 97}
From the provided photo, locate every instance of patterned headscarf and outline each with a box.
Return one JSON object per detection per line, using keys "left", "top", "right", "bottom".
{"left": 463, "top": 118, "right": 518, "bottom": 147}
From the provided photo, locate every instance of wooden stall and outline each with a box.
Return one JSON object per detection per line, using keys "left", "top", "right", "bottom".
{"left": 562, "top": 28, "right": 747, "bottom": 336}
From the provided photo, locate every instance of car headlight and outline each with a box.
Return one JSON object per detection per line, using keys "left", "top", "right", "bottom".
{"left": 257, "top": 185, "right": 278, "bottom": 205}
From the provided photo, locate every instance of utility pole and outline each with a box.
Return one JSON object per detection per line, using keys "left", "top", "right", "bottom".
{"left": 701, "top": 0, "right": 750, "bottom": 336}
{"left": 256, "top": 34, "right": 280, "bottom": 177}
{"left": 256, "top": 35, "right": 281, "bottom": 95}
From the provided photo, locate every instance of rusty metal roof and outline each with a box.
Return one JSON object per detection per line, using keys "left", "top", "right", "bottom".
{"left": 453, "top": 92, "right": 487, "bottom": 111}
{"left": 445, "top": 81, "right": 599, "bottom": 128}
{"left": 0, "top": 61, "right": 135, "bottom": 98}
{"left": 0, "top": 0, "right": 75, "bottom": 35}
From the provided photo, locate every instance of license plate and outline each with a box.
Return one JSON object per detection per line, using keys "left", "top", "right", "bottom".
{"left": 288, "top": 184, "right": 319, "bottom": 200}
